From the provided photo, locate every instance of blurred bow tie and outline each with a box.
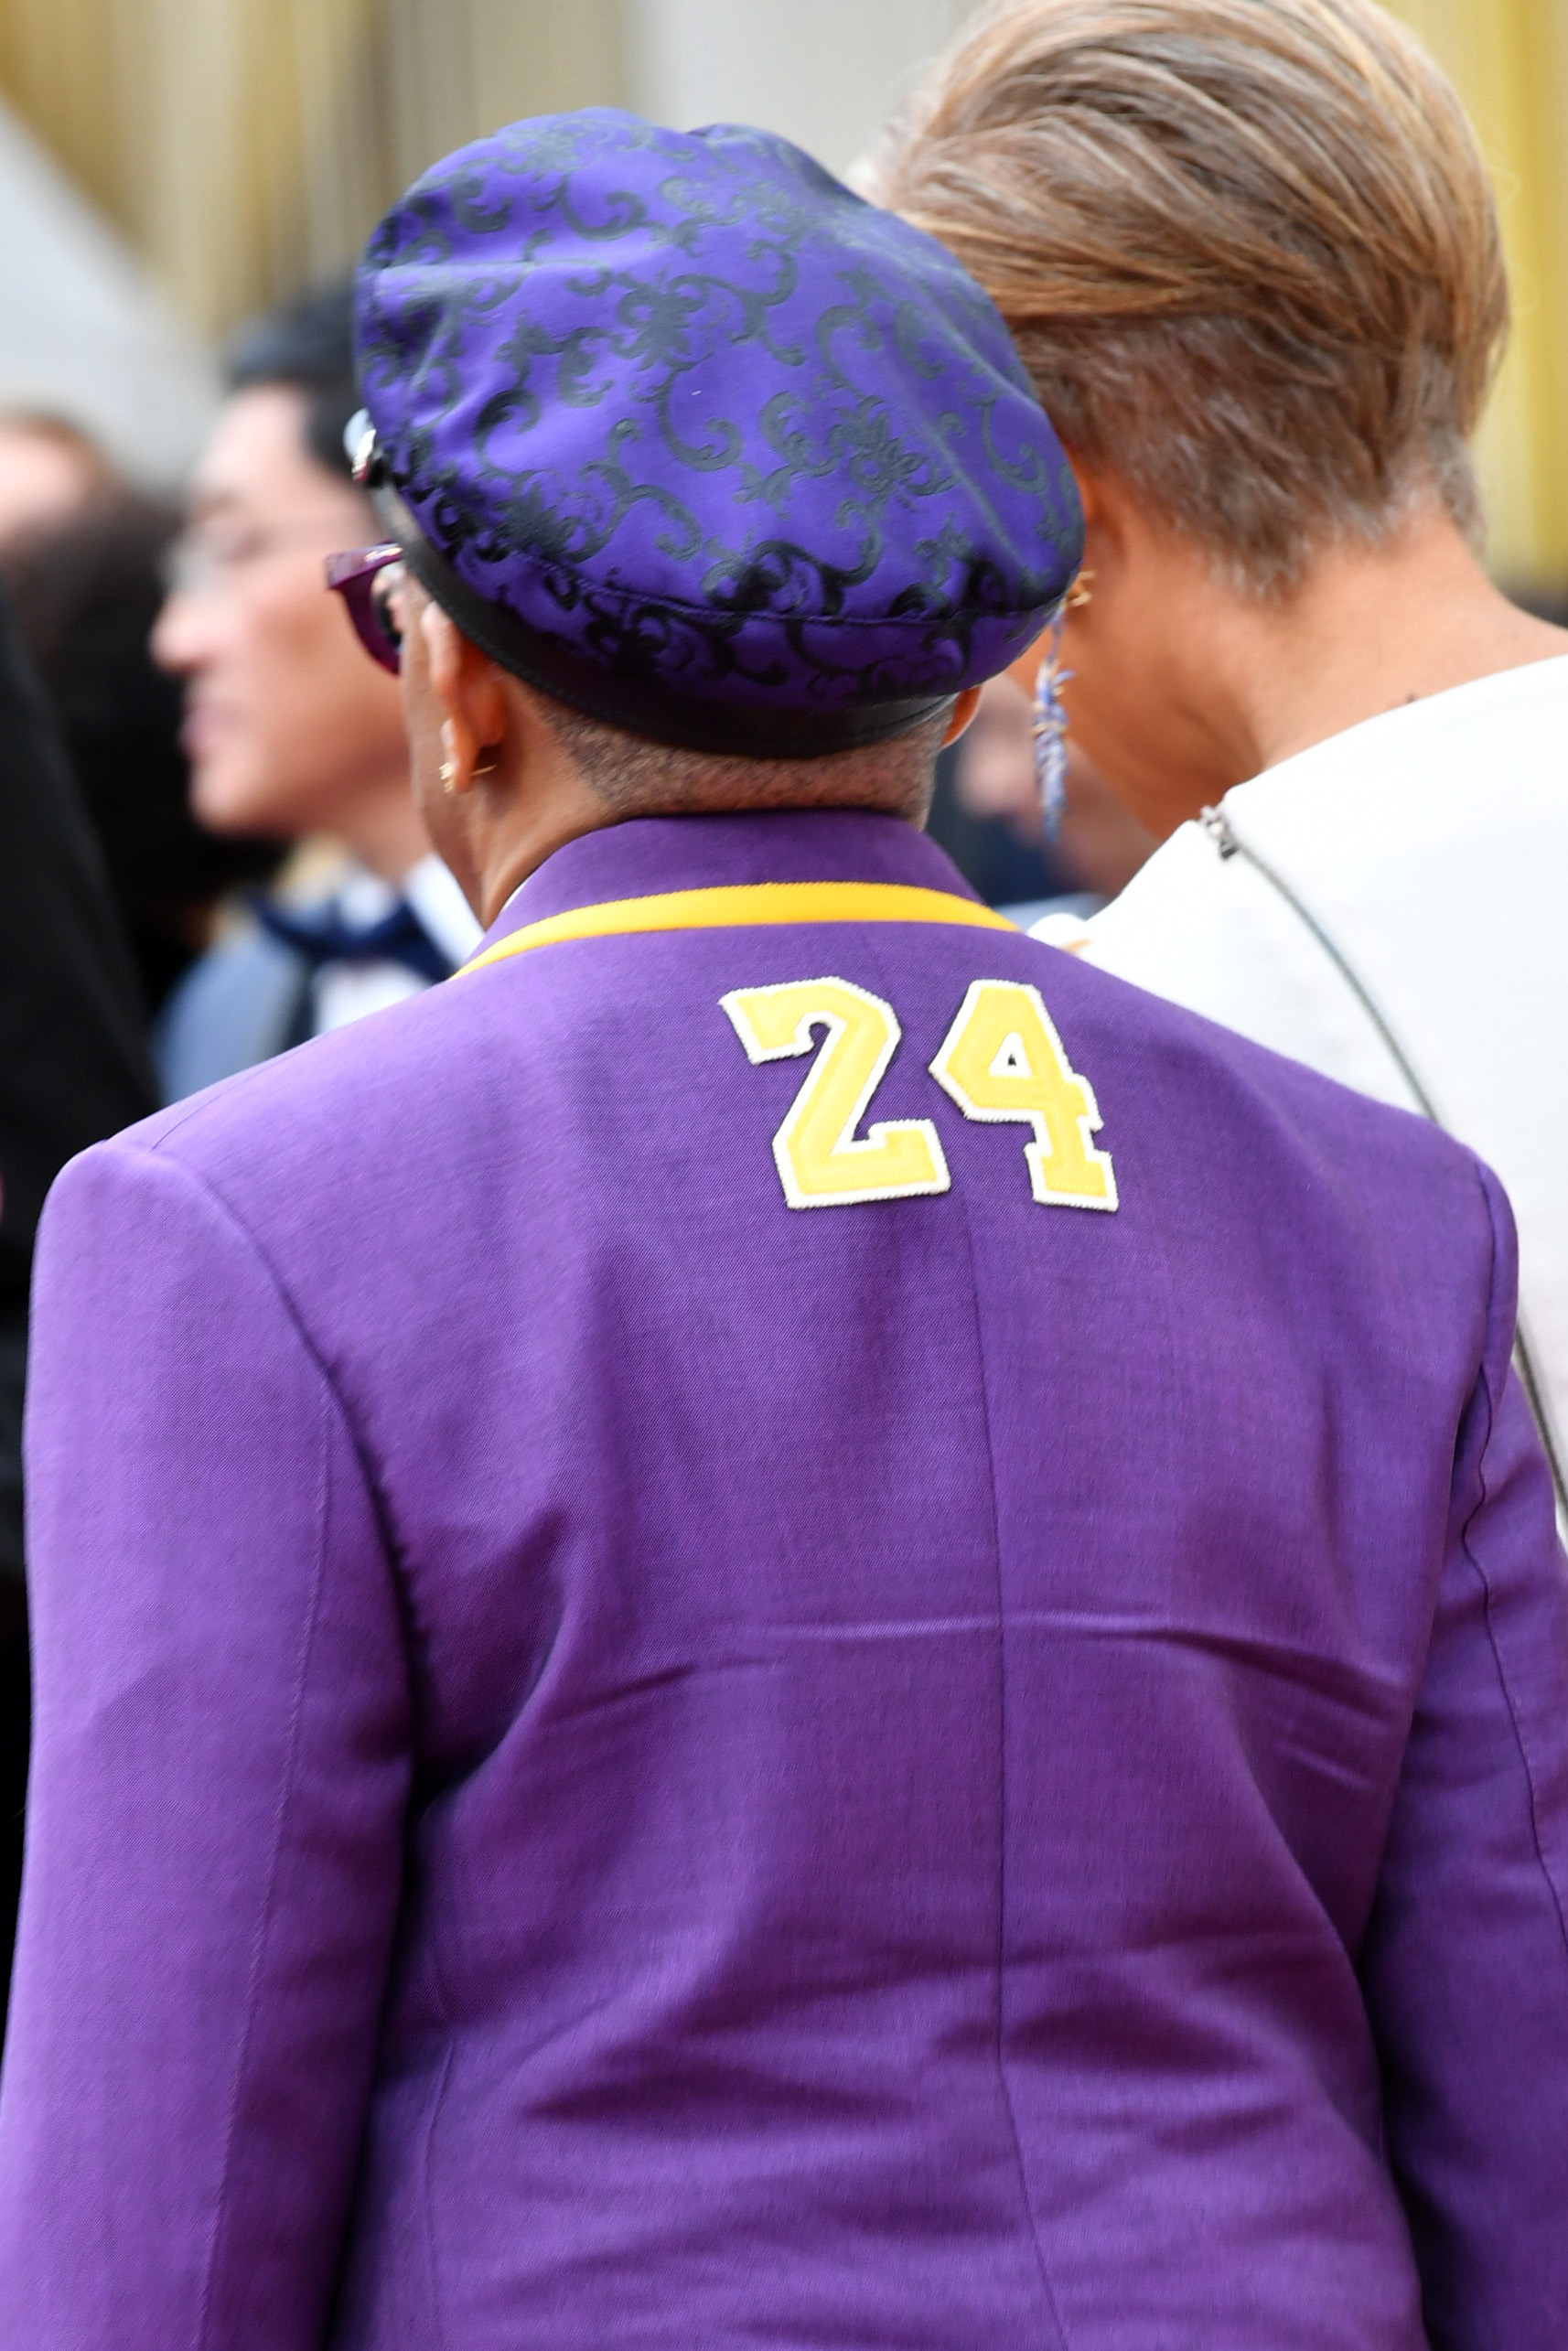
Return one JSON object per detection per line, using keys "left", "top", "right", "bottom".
{"left": 252, "top": 895, "right": 454, "bottom": 985}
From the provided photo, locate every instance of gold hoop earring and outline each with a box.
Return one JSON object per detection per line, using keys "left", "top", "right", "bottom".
{"left": 438, "top": 723, "right": 499, "bottom": 793}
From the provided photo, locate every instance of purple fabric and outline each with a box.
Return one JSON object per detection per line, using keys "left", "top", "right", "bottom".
{"left": 354, "top": 113, "right": 1082, "bottom": 724}
{"left": 3, "top": 808, "right": 1567, "bottom": 2347}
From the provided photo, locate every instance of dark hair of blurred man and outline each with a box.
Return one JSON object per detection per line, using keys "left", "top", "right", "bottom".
{"left": 151, "top": 283, "right": 478, "bottom": 1101}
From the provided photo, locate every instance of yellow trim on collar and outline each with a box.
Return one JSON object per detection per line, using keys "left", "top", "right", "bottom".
{"left": 456, "top": 880, "right": 1017, "bottom": 975}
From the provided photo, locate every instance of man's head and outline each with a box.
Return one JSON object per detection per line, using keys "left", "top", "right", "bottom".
{"left": 378, "top": 572, "right": 970, "bottom": 924}
{"left": 152, "top": 284, "right": 415, "bottom": 864}
{"left": 870, "top": 0, "right": 1506, "bottom": 596}
{"left": 338, "top": 110, "right": 1081, "bottom": 918}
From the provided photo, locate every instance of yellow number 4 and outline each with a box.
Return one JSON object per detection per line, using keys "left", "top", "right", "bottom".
{"left": 720, "top": 978, "right": 950, "bottom": 1209}
{"left": 931, "top": 978, "right": 1117, "bottom": 1210}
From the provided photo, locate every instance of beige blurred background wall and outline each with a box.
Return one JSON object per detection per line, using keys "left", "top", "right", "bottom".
{"left": 1383, "top": 0, "right": 1568, "bottom": 585}
{"left": 0, "top": 0, "right": 972, "bottom": 335}
{"left": 0, "top": 0, "right": 1564, "bottom": 587}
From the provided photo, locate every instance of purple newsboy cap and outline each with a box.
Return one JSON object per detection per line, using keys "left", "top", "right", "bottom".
{"left": 352, "top": 109, "right": 1083, "bottom": 757}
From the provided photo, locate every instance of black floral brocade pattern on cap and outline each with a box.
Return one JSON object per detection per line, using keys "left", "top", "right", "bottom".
{"left": 356, "top": 111, "right": 1082, "bottom": 735}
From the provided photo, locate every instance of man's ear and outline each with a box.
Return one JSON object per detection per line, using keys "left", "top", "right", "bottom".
{"left": 420, "top": 601, "right": 510, "bottom": 778}
{"left": 420, "top": 598, "right": 467, "bottom": 713}
{"left": 942, "top": 685, "right": 983, "bottom": 745}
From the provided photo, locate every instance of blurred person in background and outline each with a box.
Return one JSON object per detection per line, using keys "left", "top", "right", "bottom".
{"left": 0, "top": 415, "right": 113, "bottom": 548}
{"left": 0, "top": 581, "right": 155, "bottom": 2031}
{"left": 2, "top": 491, "right": 284, "bottom": 1016}
{"left": 877, "top": 0, "right": 1568, "bottom": 1518}
{"left": 152, "top": 281, "right": 478, "bottom": 1100}
{"left": 927, "top": 669, "right": 1155, "bottom": 921}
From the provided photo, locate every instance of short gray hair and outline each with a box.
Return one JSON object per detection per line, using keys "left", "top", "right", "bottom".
{"left": 548, "top": 700, "right": 953, "bottom": 821}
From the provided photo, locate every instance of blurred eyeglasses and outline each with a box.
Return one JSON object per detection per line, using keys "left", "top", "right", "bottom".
{"left": 325, "top": 543, "right": 404, "bottom": 673}
{"left": 161, "top": 515, "right": 367, "bottom": 598}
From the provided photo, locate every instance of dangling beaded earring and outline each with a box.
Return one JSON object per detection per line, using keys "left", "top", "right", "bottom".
{"left": 1032, "top": 612, "right": 1072, "bottom": 843}
{"left": 1032, "top": 569, "right": 1093, "bottom": 842}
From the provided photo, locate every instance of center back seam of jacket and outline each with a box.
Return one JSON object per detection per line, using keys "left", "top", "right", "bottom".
{"left": 953, "top": 1192, "right": 1074, "bottom": 2351}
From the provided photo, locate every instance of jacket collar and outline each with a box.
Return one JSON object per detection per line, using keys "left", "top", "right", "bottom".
{"left": 476, "top": 809, "right": 980, "bottom": 961}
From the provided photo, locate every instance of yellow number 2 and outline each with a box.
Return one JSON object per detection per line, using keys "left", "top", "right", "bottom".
{"left": 720, "top": 978, "right": 950, "bottom": 1209}
{"left": 930, "top": 978, "right": 1117, "bottom": 1211}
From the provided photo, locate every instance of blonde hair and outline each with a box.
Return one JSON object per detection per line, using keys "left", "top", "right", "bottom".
{"left": 871, "top": 0, "right": 1507, "bottom": 593}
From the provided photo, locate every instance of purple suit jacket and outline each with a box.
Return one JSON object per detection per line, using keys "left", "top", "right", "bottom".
{"left": 3, "top": 811, "right": 1566, "bottom": 2348}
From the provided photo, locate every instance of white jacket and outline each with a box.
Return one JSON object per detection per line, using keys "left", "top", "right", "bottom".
{"left": 1050, "top": 657, "right": 1568, "bottom": 1506}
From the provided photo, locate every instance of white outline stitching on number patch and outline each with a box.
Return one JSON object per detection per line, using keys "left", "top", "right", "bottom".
{"left": 721, "top": 977, "right": 951, "bottom": 1209}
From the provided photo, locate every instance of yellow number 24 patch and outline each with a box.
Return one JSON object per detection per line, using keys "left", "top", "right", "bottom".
{"left": 721, "top": 975, "right": 1116, "bottom": 1213}
{"left": 719, "top": 978, "right": 950, "bottom": 1208}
